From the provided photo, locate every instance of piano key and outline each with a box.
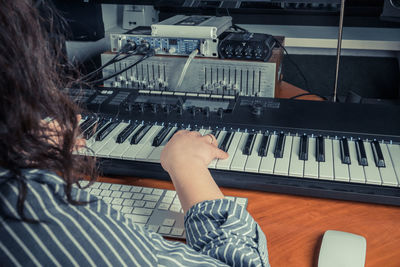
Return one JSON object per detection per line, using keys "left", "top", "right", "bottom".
{"left": 259, "top": 134, "right": 277, "bottom": 174}
{"left": 244, "top": 133, "right": 264, "bottom": 173}
{"left": 219, "top": 132, "right": 234, "bottom": 152}
{"left": 299, "top": 134, "right": 308, "bottom": 160}
{"left": 117, "top": 123, "right": 139, "bottom": 143}
{"left": 243, "top": 133, "right": 256, "bottom": 155}
{"left": 348, "top": 140, "right": 366, "bottom": 183}
{"left": 258, "top": 132, "right": 270, "bottom": 157}
{"left": 230, "top": 132, "right": 249, "bottom": 171}
{"left": 303, "top": 137, "right": 318, "bottom": 179}
{"left": 319, "top": 138, "right": 334, "bottom": 180}
{"left": 215, "top": 132, "right": 243, "bottom": 170}
{"left": 109, "top": 123, "right": 143, "bottom": 159}
{"left": 355, "top": 139, "right": 368, "bottom": 166}
{"left": 96, "top": 122, "right": 131, "bottom": 158}
{"left": 80, "top": 117, "right": 97, "bottom": 133}
{"left": 146, "top": 127, "right": 178, "bottom": 163}
{"left": 332, "top": 139, "right": 350, "bottom": 182}
{"left": 131, "top": 124, "right": 152, "bottom": 145}
{"left": 379, "top": 144, "right": 398, "bottom": 186}
{"left": 90, "top": 122, "right": 122, "bottom": 154}
{"left": 198, "top": 129, "right": 207, "bottom": 135}
{"left": 387, "top": 144, "right": 400, "bottom": 183}
{"left": 211, "top": 129, "right": 221, "bottom": 139}
{"left": 135, "top": 126, "right": 164, "bottom": 160}
{"left": 96, "top": 121, "right": 119, "bottom": 141}
{"left": 88, "top": 119, "right": 109, "bottom": 140}
{"left": 371, "top": 140, "right": 386, "bottom": 168}
{"left": 83, "top": 119, "right": 102, "bottom": 140}
{"left": 152, "top": 126, "right": 173, "bottom": 147}
{"left": 289, "top": 136, "right": 304, "bottom": 177}
{"left": 316, "top": 135, "right": 325, "bottom": 162}
{"left": 123, "top": 125, "right": 162, "bottom": 160}
{"left": 167, "top": 127, "right": 183, "bottom": 141}
{"left": 274, "top": 132, "right": 286, "bottom": 158}
{"left": 274, "top": 135, "right": 293, "bottom": 176}
{"left": 363, "top": 141, "right": 382, "bottom": 185}
{"left": 339, "top": 137, "right": 351, "bottom": 164}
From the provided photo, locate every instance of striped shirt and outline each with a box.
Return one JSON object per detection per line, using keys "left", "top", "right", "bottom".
{"left": 0, "top": 168, "right": 270, "bottom": 266}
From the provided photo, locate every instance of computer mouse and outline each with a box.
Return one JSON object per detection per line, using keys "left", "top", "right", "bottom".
{"left": 318, "top": 230, "right": 367, "bottom": 267}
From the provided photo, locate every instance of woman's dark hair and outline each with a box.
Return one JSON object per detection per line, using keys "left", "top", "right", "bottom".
{"left": 0, "top": 0, "right": 97, "bottom": 222}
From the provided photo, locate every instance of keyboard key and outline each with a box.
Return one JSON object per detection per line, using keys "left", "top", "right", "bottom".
{"left": 121, "top": 206, "right": 133, "bottom": 214}
{"left": 355, "top": 139, "right": 368, "bottom": 166}
{"left": 299, "top": 134, "right": 308, "bottom": 160}
{"left": 243, "top": 133, "right": 256, "bottom": 155}
{"left": 170, "top": 228, "right": 184, "bottom": 236}
{"left": 303, "top": 137, "right": 318, "bottom": 179}
{"left": 371, "top": 140, "right": 385, "bottom": 168}
{"left": 144, "top": 201, "right": 157, "bottom": 209}
{"left": 316, "top": 135, "right": 325, "bottom": 162}
{"left": 340, "top": 137, "right": 351, "bottom": 164}
{"left": 274, "top": 135, "right": 293, "bottom": 175}
{"left": 143, "top": 195, "right": 161, "bottom": 202}
{"left": 274, "top": 132, "right": 286, "bottom": 158}
{"left": 123, "top": 199, "right": 135, "bottom": 206}
{"left": 132, "top": 208, "right": 153, "bottom": 216}
{"left": 116, "top": 123, "right": 139, "bottom": 143}
{"left": 289, "top": 136, "right": 304, "bottom": 177}
{"left": 130, "top": 125, "right": 152, "bottom": 145}
{"left": 125, "top": 214, "right": 149, "bottom": 224}
{"left": 133, "top": 200, "right": 145, "bottom": 207}
{"left": 158, "top": 226, "right": 172, "bottom": 235}
{"left": 319, "top": 138, "right": 334, "bottom": 180}
{"left": 162, "top": 218, "right": 175, "bottom": 227}
{"left": 96, "top": 121, "right": 119, "bottom": 141}
{"left": 147, "top": 225, "right": 159, "bottom": 232}
{"left": 258, "top": 132, "right": 270, "bottom": 157}
{"left": 333, "top": 139, "right": 350, "bottom": 182}
{"left": 158, "top": 203, "right": 170, "bottom": 210}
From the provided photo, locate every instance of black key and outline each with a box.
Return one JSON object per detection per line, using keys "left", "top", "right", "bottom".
{"left": 371, "top": 140, "right": 385, "bottom": 167}
{"left": 316, "top": 135, "right": 325, "bottom": 162}
{"left": 274, "top": 132, "right": 286, "bottom": 158}
{"left": 116, "top": 123, "right": 138, "bottom": 143}
{"left": 299, "top": 134, "right": 308, "bottom": 160}
{"left": 84, "top": 119, "right": 107, "bottom": 140}
{"left": 339, "top": 137, "right": 351, "bottom": 164}
{"left": 130, "top": 124, "right": 152, "bottom": 145}
{"left": 96, "top": 121, "right": 119, "bottom": 141}
{"left": 152, "top": 126, "right": 173, "bottom": 147}
{"left": 211, "top": 129, "right": 221, "bottom": 139}
{"left": 243, "top": 134, "right": 256, "bottom": 155}
{"left": 355, "top": 139, "right": 368, "bottom": 166}
{"left": 219, "top": 132, "right": 233, "bottom": 152}
{"left": 258, "top": 132, "right": 270, "bottom": 157}
{"left": 80, "top": 117, "right": 97, "bottom": 133}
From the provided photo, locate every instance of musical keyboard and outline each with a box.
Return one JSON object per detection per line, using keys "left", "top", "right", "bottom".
{"left": 70, "top": 87, "right": 400, "bottom": 206}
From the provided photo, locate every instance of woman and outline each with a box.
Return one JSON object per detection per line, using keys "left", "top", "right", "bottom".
{"left": 0, "top": 1, "right": 269, "bottom": 266}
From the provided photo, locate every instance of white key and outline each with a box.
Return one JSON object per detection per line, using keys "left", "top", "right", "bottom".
{"left": 146, "top": 127, "right": 177, "bottom": 163}
{"left": 348, "top": 140, "right": 365, "bottom": 183}
{"left": 363, "top": 141, "right": 382, "bottom": 185}
{"left": 387, "top": 144, "right": 400, "bottom": 185}
{"left": 319, "top": 138, "right": 334, "bottom": 180}
{"left": 216, "top": 132, "right": 243, "bottom": 170}
{"left": 134, "top": 125, "right": 164, "bottom": 161}
{"left": 379, "top": 144, "right": 398, "bottom": 186}
{"left": 259, "top": 134, "right": 276, "bottom": 174}
{"left": 208, "top": 130, "right": 227, "bottom": 169}
{"left": 107, "top": 122, "right": 138, "bottom": 159}
{"left": 244, "top": 133, "right": 264, "bottom": 173}
{"left": 90, "top": 122, "right": 123, "bottom": 155}
{"left": 303, "top": 137, "right": 318, "bottom": 179}
{"left": 122, "top": 125, "right": 161, "bottom": 160}
{"left": 332, "top": 139, "right": 349, "bottom": 182}
{"left": 198, "top": 129, "right": 207, "bottom": 135}
{"left": 274, "top": 135, "right": 293, "bottom": 176}
{"left": 96, "top": 123, "right": 129, "bottom": 157}
{"left": 230, "top": 133, "right": 249, "bottom": 171}
{"left": 289, "top": 136, "right": 304, "bottom": 177}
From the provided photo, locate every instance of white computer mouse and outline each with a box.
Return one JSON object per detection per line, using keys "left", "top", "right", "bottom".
{"left": 318, "top": 230, "right": 367, "bottom": 267}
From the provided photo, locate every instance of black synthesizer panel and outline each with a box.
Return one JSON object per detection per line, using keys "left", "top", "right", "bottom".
{"left": 69, "top": 87, "right": 400, "bottom": 206}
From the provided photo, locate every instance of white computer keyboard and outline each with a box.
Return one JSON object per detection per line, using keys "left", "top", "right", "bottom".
{"left": 78, "top": 181, "right": 248, "bottom": 239}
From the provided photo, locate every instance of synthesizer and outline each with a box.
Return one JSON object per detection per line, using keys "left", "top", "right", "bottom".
{"left": 69, "top": 87, "right": 400, "bottom": 206}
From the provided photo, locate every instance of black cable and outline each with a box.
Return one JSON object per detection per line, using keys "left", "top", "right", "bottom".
{"left": 289, "top": 92, "right": 328, "bottom": 101}
{"left": 273, "top": 37, "right": 312, "bottom": 94}
{"left": 88, "top": 48, "right": 155, "bottom": 86}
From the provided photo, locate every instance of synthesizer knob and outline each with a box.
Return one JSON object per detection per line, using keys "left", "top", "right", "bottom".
{"left": 244, "top": 46, "right": 253, "bottom": 57}
{"left": 151, "top": 104, "right": 158, "bottom": 114}
{"left": 191, "top": 106, "right": 197, "bottom": 117}
{"left": 164, "top": 104, "right": 171, "bottom": 115}
{"left": 203, "top": 106, "right": 210, "bottom": 118}
{"left": 252, "top": 103, "right": 263, "bottom": 116}
{"left": 168, "top": 47, "right": 176, "bottom": 54}
{"left": 217, "top": 108, "right": 224, "bottom": 119}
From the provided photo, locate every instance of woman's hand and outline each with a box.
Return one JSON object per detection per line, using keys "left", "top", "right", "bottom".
{"left": 160, "top": 130, "right": 228, "bottom": 174}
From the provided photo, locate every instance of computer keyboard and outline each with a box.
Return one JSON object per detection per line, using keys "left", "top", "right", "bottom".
{"left": 78, "top": 181, "right": 248, "bottom": 239}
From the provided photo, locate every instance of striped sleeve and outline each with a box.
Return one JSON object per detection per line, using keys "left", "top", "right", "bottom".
{"left": 184, "top": 199, "right": 270, "bottom": 267}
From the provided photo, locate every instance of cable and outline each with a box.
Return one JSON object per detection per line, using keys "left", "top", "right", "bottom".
{"left": 176, "top": 49, "right": 198, "bottom": 89}
{"left": 79, "top": 42, "right": 137, "bottom": 82}
{"left": 88, "top": 47, "right": 155, "bottom": 86}
{"left": 289, "top": 92, "right": 327, "bottom": 101}
{"left": 273, "top": 37, "right": 312, "bottom": 94}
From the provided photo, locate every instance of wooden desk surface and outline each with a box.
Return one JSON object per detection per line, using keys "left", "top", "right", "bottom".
{"left": 98, "top": 82, "right": 400, "bottom": 266}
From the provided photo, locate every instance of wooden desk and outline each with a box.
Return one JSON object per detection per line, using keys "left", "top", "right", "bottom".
{"left": 98, "top": 82, "right": 399, "bottom": 266}
{"left": 99, "top": 176, "right": 400, "bottom": 267}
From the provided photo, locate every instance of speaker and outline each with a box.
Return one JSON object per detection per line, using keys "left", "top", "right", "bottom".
{"left": 381, "top": 0, "right": 400, "bottom": 23}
